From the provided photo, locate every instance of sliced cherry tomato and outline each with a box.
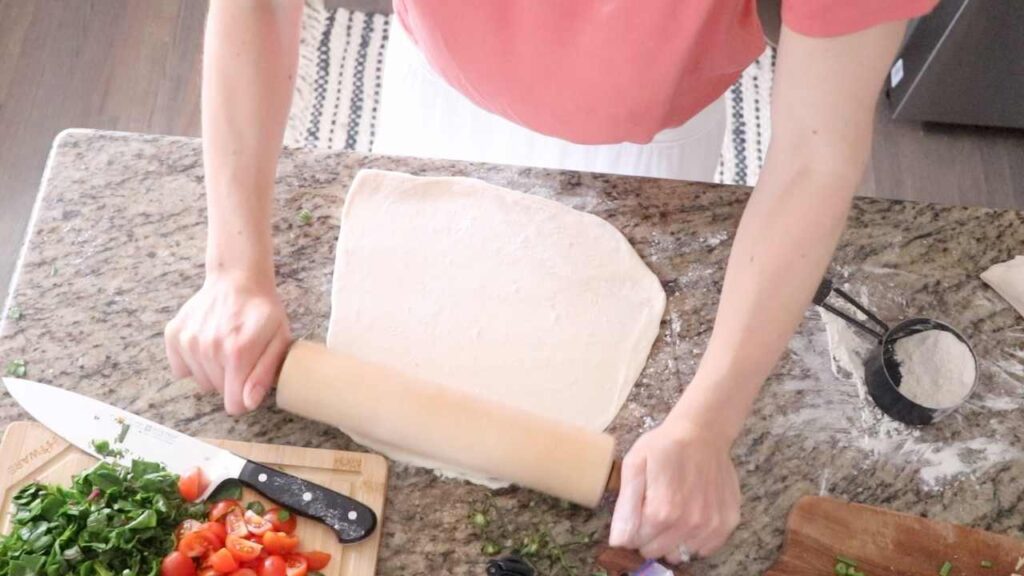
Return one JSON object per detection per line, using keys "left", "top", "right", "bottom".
{"left": 300, "top": 551, "right": 330, "bottom": 571}
{"left": 284, "top": 555, "right": 308, "bottom": 576}
{"left": 209, "top": 548, "right": 239, "bottom": 574}
{"left": 229, "top": 570, "right": 259, "bottom": 576}
{"left": 178, "top": 467, "right": 208, "bottom": 502}
{"left": 175, "top": 519, "right": 203, "bottom": 542}
{"left": 199, "top": 569, "right": 219, "bottom": 576}
{"left": 178, "top": 531, "right": 220, "bottom": 558}
{"left": 201, "top": 522, "right": 228, "bottom": 546}
{"left": 209, "top": 499, "right": 241, "bottom": 522}
{"left": 243, "top": 509, "right": 273, "bottom": 535}
{"left": 225, "top": 508, "right": 249, "bottom": 537}
{"left": 161, "top": 551, "right": 198, "bottom": 576}
{"left": 263, "top": 508, "right": 297, "bottom": 534}
{"left": 258, "top": 556, "right": 287, "bottom": 576}
{"left": 225, "top": 534, "right": 263, "bottom": 563}
{"left": 261, "top": 532, "right": 299, "bottom": 555}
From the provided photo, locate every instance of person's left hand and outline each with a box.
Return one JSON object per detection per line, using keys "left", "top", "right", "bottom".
{"left": 608, "top": 415, "right": 741, "bottom": 563}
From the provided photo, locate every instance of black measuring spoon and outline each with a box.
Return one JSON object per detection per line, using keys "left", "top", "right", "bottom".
{"left": 813, "top": 278, "right": 978, "bottom": 426}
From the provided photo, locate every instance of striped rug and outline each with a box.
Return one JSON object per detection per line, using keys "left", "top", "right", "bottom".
{"left": 284, "top": 1, "right": 391, "bottom": 152}
{"left": 284, "top": 0, "right": 775, "bottom": 186}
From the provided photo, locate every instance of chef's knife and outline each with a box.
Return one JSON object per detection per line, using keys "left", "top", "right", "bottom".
{"left": 2, "top": 377, "right": 377, "bottom": 544}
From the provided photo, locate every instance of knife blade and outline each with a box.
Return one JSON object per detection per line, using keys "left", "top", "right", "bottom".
{"left": 3, "top": 377, "right": 377, "bottom": 543}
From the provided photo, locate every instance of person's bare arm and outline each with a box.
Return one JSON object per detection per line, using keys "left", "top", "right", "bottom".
{"left": 166, "top": 0, "right": 303, "bottom": 415}
{"left": 612, "top": 21, "right": 907, "bottom": 560}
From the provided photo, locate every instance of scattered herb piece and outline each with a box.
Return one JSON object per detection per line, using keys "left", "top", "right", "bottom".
{"left": 939, "top": 561, "right": 953, "bottom": 576}
{"left": 471, "top": 511, "right": 489, "bottom": 528}
{"left": 298, "top": 209, "right": 314, "bottom": 225}
{"left": 837, "top": 555, "right": 858, "bottom": 568}
{"left": 90, "top": 439, "right": 125, "bottom": 459}
{"left": 5, "top": 306, "right": 21, "bottom": 321}
{"left": 482, "top": 541, "right": 501, "bottom": 556}
{"left": 246, "top": 501, "right": 266, "bottom": 515}
{"left": 836, "top": 562, "right": 849, "bottom": 575}
{"left": 49, "top": 264, "right": 57, "bottom": 276}
{"left": 4, "top": 359, "right": 26, "bottom": 378}
{"left": 980, "top": 560, "right": 993, "bottom": 568}
{"left": 115, "top": 421, "right": 131, "bottom": 444}
{"left": 277, "top": 508, "right": 291, "bottom": 522}
{"left": 207, "top": 478, "right": 243, "bottom": 503}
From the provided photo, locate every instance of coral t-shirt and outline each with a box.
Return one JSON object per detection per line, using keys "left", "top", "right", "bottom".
{"left": 393, "top": 0, "right": 938, "bottom": 145}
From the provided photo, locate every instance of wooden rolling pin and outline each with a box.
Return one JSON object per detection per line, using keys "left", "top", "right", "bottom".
{"left": 276, "top": 340, "right": 672, "bottom": 574}
{"left": 277, "top": 340, "right": 617, "bottom": 508}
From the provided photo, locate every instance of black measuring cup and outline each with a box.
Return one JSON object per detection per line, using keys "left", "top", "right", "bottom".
{"left": 813, "top": 278, "right": 978, "bottom": 426}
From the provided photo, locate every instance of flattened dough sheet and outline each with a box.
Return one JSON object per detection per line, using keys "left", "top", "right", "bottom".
{"left": 327, "top": 170, "right": 666, "bottom": 484}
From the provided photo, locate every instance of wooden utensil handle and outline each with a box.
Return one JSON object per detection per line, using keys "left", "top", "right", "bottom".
{"left": 597, "top": 546, "right": 685, "bottom": 576}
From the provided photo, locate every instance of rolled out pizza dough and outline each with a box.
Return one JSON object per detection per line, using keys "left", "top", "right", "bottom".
{"left": 327, "top": 170, "right": 666, "bottom": 484}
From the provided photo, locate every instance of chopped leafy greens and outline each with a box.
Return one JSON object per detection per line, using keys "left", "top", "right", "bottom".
{"left": 0, "top": 456, "right": 204, "bottom": 575}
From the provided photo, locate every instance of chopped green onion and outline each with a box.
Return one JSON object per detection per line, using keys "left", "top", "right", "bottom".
{"left": 471, "top": 511, "right": 488, "bottom": 528}
{"left": 835, "top": 562, "right": 849, "bottom": 575}
{"left": 939, "top": 561, "right": 953, "bottom": 576}
{"left": 298, "top": 209, "right": 314, "bottom": 225}
{"left": 980, "top": 560, "right": 993, "bottom": 568}
{"left": 5, "top": 359, "right": 27, "bottom": 378}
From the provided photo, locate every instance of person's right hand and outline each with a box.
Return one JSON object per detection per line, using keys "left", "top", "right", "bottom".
{"left": 165, "top": 273, "right": 291, "bottom": 415}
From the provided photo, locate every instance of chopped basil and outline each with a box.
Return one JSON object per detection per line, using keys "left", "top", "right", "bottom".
{"left": 245, "top": 501, "right": 266, "bottom": 515}
{"left": 0, "top": 455, "right": 204, "bottom": 575}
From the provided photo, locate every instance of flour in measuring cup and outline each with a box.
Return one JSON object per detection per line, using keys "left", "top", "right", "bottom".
{"left": 894, "top": 329, "right": 976, "bottom": 409}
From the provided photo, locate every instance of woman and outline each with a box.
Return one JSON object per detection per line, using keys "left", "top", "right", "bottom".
{"left": 165, "top": 0, "right": 937, "bottom": 563}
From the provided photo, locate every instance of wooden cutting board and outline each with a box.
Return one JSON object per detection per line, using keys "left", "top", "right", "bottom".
{"left": 766, "top": 496, "right": 1024, "bottom": 576}
{"left": 0, "top": 421, "right": 387, "bottom": 576}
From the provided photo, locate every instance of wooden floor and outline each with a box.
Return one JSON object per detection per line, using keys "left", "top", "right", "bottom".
{"left": 1, "top": 0, "right": 1022, "bottom": 301}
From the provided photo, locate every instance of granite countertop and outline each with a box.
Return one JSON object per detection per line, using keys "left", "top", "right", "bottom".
{"left": 1, "top": 130, "right": 1022, "bottom": 575}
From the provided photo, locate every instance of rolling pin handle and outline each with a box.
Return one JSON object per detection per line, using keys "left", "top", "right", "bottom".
{"left": 606, "top": 458, "right": 623, "bottom": 494}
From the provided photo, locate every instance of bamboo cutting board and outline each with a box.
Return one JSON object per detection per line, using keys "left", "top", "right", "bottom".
{"left": 766, "top": 496, "right": 1024, "bottom": 576}
{"left": 0, "top": 421, "right": 387, "bottom": 576}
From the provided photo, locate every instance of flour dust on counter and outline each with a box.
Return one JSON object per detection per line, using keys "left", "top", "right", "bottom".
{"left": 771, "top": 274, "right": 1023, "bottom": 492}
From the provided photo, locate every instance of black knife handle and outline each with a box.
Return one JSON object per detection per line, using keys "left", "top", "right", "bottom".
{"left": 238, "top": 461, "right": 377, "bottom": 543}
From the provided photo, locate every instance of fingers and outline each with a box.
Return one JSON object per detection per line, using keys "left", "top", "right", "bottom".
{"left": 619, "top": 428, "right": 743, "bottom": 565}
{"left": 609, "top": 451, "right": 647, "bottom": 548}
{"left": 241, "top": 328, "right": 292, "bottom": 411}
{"left": 165, "top": 280, "right": 290, "bottom": 415}
{"left": 222, "top": 321, "right": 278, "bottom": 416}
{"left": 164, "top": 320, "right": 190, "bottom": 380}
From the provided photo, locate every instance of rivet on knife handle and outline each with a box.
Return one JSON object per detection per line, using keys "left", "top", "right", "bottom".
{"left": 238, "top": 461, "right": 377, "bottom": 543}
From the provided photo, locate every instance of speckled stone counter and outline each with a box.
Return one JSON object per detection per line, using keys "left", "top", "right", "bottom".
{"left": 1, "top": 130, "right": 1022, "bottom": 575}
